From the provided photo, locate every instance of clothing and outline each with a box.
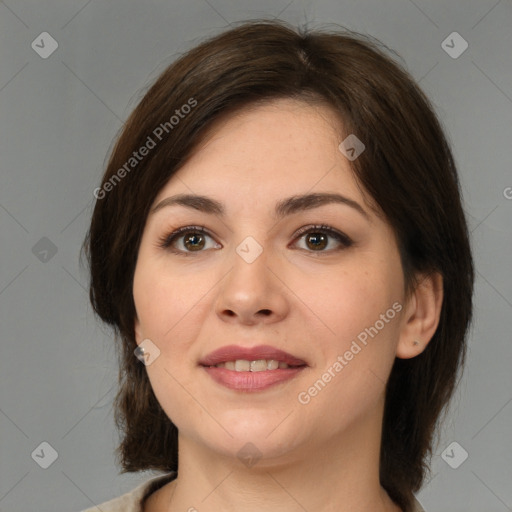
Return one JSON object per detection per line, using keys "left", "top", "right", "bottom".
{"left": 81, "top": 473, "right": 176, "bottom": 512}
{"left": 81, "top": 472, "right": 426, "bottom": 511}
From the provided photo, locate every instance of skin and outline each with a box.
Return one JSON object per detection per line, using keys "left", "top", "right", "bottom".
{"left": 133, "top": 98, "right": 443, "bottom": 512}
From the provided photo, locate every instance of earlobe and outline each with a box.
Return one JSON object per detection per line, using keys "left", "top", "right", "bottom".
{"left": 396, "top": 272, "right": 443, "bottom": 359}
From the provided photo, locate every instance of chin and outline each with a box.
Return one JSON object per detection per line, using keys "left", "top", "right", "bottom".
{"left": 199, "top": 415, "right": 308, "bottom": 461}
{"left": 210, "top": 436, "right": 304, "bottom": 469}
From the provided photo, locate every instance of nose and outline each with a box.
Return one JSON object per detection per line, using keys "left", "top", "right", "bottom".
{"left": 214, "top": 241, "right": 290, "bottom": 326}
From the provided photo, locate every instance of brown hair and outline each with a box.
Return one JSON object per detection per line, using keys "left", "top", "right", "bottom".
{"left": 82, "top": 19, "right": 474, "bottom": 512}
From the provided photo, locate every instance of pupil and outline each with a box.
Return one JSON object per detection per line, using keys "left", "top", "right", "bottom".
{"left": 307, "top": 233, "right": 327, "bottom": 250}
{"left": 185, "top": 234, "right": 204, "bottom": 251}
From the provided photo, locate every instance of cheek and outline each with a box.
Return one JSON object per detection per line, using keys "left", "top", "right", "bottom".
{"left": 146, "top": 363, "right": 215, "bottom": 440}
{"left": 296, "top": 284, "right": 401, "bottom": 434}
{"left": 133, "top": 255, "right": 204, "bottom": 340}
{"left": 132, "top": 257, "right": 217, "bottom": 396}
{"left": 298, "top": 263, "right": 403, "bottom": 416}
{"left": 302, "top": 264, "right": 402, "bottom": 347}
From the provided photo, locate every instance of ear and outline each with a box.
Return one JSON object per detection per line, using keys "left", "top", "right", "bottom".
{"left": 396, "top": 271, "right": 443, "bottom": 359}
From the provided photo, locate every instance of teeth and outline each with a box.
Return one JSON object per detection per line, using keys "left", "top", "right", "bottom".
{"left": 267, "top": 359, "right": 279, "bottom": 370}
{"left": 235, "top": 360, "right": 251, "bottom": 371}
{"left": 250, "top": 360, "right": 267, "bottom": 372}
{"left": 213, "top": 359, "right": 288, "bottom": 371}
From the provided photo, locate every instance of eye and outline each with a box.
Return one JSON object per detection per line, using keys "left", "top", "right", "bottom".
{"left": 291, "top": 224, "right": 353, "bottom": 253}
{"left": 157, "top": 223, "right": 353, "bottom": 256}
{"left": 157, "top": 225, "right": 221, "bottom": 255}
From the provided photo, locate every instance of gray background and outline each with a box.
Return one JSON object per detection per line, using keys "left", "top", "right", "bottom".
{"left": 1, "top": 1, "right": 511, "bottom": 511}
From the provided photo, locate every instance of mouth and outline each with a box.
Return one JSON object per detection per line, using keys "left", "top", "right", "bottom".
{"left": 199, "top": 345, "right": 308, "bottom": 391}
{"left": 199, "top": 344, "right": 308, "bottom": 369}
{"left": 206, "top": 359, "right": 302, "bottom": 371}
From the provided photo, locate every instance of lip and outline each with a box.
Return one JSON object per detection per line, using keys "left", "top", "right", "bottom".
{"left": 203, "top": 366, "right": 306, "bottom": 391}
{"left": 199, "top": 344, "right": 307, "bottom": 367}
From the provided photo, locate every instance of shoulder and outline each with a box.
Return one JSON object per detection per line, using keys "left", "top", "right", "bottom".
{"left": 412, "top": 495, "right": 426, "bottom": 512}
{"left": 80, "top": 473, "right": 177, "bottom": 512}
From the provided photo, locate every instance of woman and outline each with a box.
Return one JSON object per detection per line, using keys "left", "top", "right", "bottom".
{"left": 82, "top": 19, "right": 474, "bottom": 512}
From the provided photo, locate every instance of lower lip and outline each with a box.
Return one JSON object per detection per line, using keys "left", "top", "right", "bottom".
{"left": 202, "top": 366, "right": 306, "bottom": 391}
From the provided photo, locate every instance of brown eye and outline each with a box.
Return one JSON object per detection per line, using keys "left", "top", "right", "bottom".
{"left": 293, "top": 225, "right": 353, "bottom": 253}
{"left": 183, "top": 232, "right": 206, "bottom": 251}
{"left": 158, "top": 226, "right": 221, "bottom": 255}
{"left": 304, "top": 232, "right": 328, "bottom": 251}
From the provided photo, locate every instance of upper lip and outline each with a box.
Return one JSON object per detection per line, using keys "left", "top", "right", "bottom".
{"left": 199, "top": 345, "right": 308, "bottom": 367}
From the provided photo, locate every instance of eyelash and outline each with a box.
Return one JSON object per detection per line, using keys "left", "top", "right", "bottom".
{"left": 157, "top": 224, "right": 353, "bottom": 256}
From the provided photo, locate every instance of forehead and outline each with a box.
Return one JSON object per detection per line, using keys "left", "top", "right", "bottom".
{"left": 153, "top": 98, "right": 374, "bottom": 214}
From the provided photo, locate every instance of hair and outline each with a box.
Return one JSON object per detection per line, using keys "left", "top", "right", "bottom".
{"left": 82, "top": 19, "right": 474, "bottom": 512}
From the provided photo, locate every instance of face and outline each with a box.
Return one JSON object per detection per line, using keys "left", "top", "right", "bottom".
{"left": 133, "top": 98, "right": 409, "bottom": 465}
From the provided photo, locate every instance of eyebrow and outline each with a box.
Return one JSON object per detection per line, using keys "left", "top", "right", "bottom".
{"left": 150, "top": 192, "right": 370, "bottom": 221}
